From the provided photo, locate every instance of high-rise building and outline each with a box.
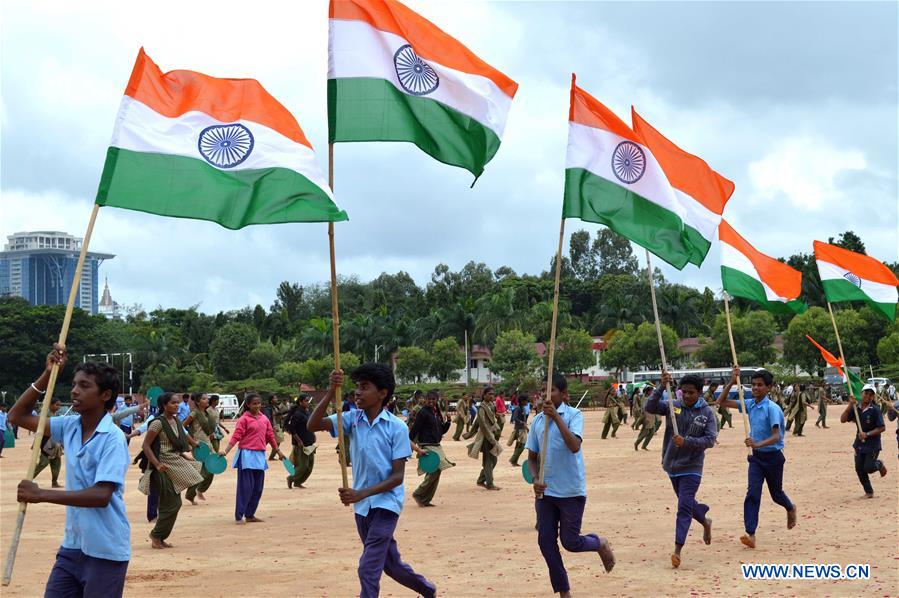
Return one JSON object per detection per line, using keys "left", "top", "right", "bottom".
{"left": 97, "top": 276, "right": 122, "bottom": 319}
{"left": 0, "top": 231, "right": 115, "bottom": 315}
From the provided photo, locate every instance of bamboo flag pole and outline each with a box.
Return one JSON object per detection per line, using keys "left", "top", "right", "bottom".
{"left": 537, "top": 218, "right": 566, "bottom": 493}
{"left": 722, "top": 292, "right": 751, "bottom": 453}
{"left": 826, "top": 302, "right": 863, "bottom": 433}
{"left": 644, "top": 249, "right": 679, "bottom": 436}
{"left": 328, "top": 144, "right": 349, "bottom": 490}
{"left": 3, "top": 204, "right": 101, "bottom": 586}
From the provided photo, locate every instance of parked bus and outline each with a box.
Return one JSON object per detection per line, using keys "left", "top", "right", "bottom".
{"left": 626, "top": 367, "right": 762, "bottom": 386}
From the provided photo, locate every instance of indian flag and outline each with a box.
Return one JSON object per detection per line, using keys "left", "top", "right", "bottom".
{"left": 632, "top": 109, "right": 733, "bottom": 266}
{"left": 563, "top": 76, "right": 704, "bottom": 269}
{"left": 328, "top": 0, "right": 518, "bottom": 178}
{"left": 96, "top": 49, "right": 347, "bottom": 230}
{"left": 719, "top": 220, "right": 806, "bottom": 314}
{"left": 814, "top": 240, "right": 898, "bottom": 321}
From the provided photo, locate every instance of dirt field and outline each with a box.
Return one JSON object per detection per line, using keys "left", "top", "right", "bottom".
{"left": 1, "top": 407, "right": 897, "bottom": 597}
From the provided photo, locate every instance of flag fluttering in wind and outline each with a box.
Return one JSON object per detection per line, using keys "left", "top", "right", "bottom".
{"left": 631, "top": 109, "right": 733, "bottom": 266}
{"left": 96, "top": 48, "right": 346, "bottom": 229}
{"left": 813, "top": 241, "right": 899, "bottom": 321}
{"left": 562, "top": 76, "right": 710, "bottom": 269}
{"left": 719, "top": 220, "right": 806, "bottom": 314}
{"left": 327, "top": 0, "right": 518, "bottom": 178}
{"left": 805, "top": 335, "right": 843, "bottom": 368}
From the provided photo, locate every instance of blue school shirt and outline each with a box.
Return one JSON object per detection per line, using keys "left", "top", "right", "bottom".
{"left": 525, "top": 402, "right": 587, "bottom": 498}
{"left": 49, "top": 413, "right": 131, "bottom": 562}
{"left": 0, "top": 411, "right": 7, "bottom": 430}
{"left": 233, "top": 449, "right": 267, "bottom": 470}
{"left": 177, "top": 400, "right": 190, "bottom": 421}
{"left": 328, "top": 409, "right": 411, "bottom": 516}
{"left": 736, "top": 396, "right": 784, "bottom": 452}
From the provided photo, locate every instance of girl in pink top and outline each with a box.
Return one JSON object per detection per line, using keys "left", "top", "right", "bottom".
{"left": 219, "top": 394, "right": 285, "bottom": 522}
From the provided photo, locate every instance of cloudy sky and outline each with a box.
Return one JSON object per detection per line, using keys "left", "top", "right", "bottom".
{"left": 2, "top": 1, "right": 896, "bottom": 314}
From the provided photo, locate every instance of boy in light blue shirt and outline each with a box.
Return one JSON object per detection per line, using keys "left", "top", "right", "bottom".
{"left": 9, "top": 344, "right": 130, "bottom": 597}
{"left": 526, "top": 373, "right": 614, "bottom": 597}
{"left": 308, "top": 363, "right": 435, "bottom": 598}
{"left": 719, "top": 366, "right": 797, "bottom": 550}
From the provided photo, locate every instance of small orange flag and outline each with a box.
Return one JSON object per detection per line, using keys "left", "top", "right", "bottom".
{"left": 805, "top": 335, "right": 842, "bottom": 368}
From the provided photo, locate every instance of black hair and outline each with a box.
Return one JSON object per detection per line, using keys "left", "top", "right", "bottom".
{"left": 426, "top": 389, "right": 440, "bottom": 399}
{"left": 158, "top": 392, "right": 177, "bottom": 409}
{"left": 679, "top": 374, "right": 703, "bottom": 392}
{"left": 752, "top": 369, "right": 774, "bottom": 387}
{"left": 124, "top": 394, "right": 133, "bottom": 401}
{"left": 412, "top": 389, "right": 423, "bottom": 398}
{"left": 551, "top": 373, "right": 568, "bottom": 392}
{"left": 209, "top": 395, "right": 220, "bottom": 405}
{"left": 298, "top": 393, "right": 311, "bottom": 401}
{"left": 245, "top": 392, "right": 261, "bottom": 403}
{"left": 482, "top": 386, "right": 494, "bottom": 398}
{"left": 191, "top": 392, "right": 205, "bottom": 403}
{"left": 518, "top": 394, "right": 530, "bottom": 404}
{"left": 181, "top": 393, "right": 190, "bottom": 400}
{"left": 708, "top": 380, "right": 721, "bottom": 387}
{"left": 350, "top": 363, "right": 395, "bottom": 402}
{"left": 73, "top": 362, "right": 121, "bottom": 411}
{"left": 49, "top": 396, "right": 62, "bottom": 405}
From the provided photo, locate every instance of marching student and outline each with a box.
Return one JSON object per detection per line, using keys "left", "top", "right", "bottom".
{"left": 184, "top": 393, "right": 216, "bottom": 504}
{"left": 508, "top": 395, "right": 531, "bottom": 466}
{"left": 452, "top": 393, "right": 471, "bottom": 441}
{"left": 526, "top": 373, "right": 614, "bottom": 597}
{"left": 10, "top": 344, "right": 130, "bottom": 596}
{"left": 634, "top": 386, "right": 659, "bottom": 451}
{"left": 719, "top": 367, "right": 797, "bottom": 549}
{"left": 409, "top": 389, "right": 453, "bottom": 507}
{"left": 840, "top": 385, "right": 887, "bottom": 497}
{"left": 219, "top": 393, "right": 286, "bottom": 523}
{"left": 643, "top": 372, "right": 716, "bottom": 568}
{"left": 464, "top": 386, "right": 503, "bottom": 490}
{"left": 208, "top": 394, "right": 229, "bottom": 453}
{"left": 285, "top": 394, "right": 317, "bottom": 489}
{"left": 141, "top": 392, "right": 204, "bottom": 548}
{"left": 307, "top": 364, "right": 436, "bottom": 598}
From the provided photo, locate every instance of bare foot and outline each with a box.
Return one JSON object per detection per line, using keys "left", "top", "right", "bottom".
{"left": 485, "top": 485, "right": 502, "bottom": 491}
{"left": 161, "top": 540, "right": 173, "bottom": 548}
{"left": 197, "top": 492, "right": 206, "bottom": 501}
{"left": 597, "top": 538, "right": 615, "bottom": 572}
{"left": 787, "top": 506, "right": 797, "bottom": 529}
{"left": 878, "top": 463, "right": 887, "bottom": 477}
{"left": 245, "top": 516, "right": 264, "bottom": 523}
{"left": 150, "top": 536, "right": 166, "bottom": 549}
{"left": 188, "top": 498, "right": 197, "bottom": 505}
{"left": 864, "top": 492, "right": 874, "bottom": 498}
{"left": 671, "top": 553, "right": 681, "bottom": 568}
{"left": 702, "top": 517, "right": 712, "bottom": 545}
{"left": 740, "top": 534, "right": 756, "bottom": 549}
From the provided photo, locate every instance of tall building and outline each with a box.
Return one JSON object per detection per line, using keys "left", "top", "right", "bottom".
{"left": 0, "top": 231, "right": 115, "bottom": 315}
{"left": 97, "top": 276, "right": 122, "bottom": 319}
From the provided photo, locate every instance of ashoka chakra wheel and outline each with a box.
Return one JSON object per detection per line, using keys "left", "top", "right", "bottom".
{"left": 611, "top": 141, "right": 646, "bottom": 184}
{"left": 394, "top": 44, "right": 439, "bottom": 96}
{"left": 198, "top": 123, "right": 254, "bottom": 168}
{"left": 843, "top": 272, "right": 862, "bottom": 288}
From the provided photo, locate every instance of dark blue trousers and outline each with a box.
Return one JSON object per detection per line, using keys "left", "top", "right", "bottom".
{"left": 669, "top": 475, "right": 709, "bottom": 545}
{"left": 45, "top": 548, "right": 128, "bottom": 598}
{"left": 354, "top": 508, "right": 435, "bottom": 598}
{"left": 536, "top": 495, "right": 602, "bottom": 593}
{"left": 744, "top": 450, "right": 794, "bottom": 535}
{"left": 235, "top": 467, "right": 265, "bottom": 520}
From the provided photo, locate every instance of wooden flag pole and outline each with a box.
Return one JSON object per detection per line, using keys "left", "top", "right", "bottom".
{"left": 537, "top": 217, "right": 566, "bottom": 493}
{"left": 644, "top": 249, "right": 679, "bottom": 436}
{"left": 328, "top": 144, "right": 349, "bottom": 490}
{"left": 826, "top": 302, "right": 863, "bottom": 432}
{"left": 3, "top": 203, "right": 101, "bottom": 586}
{"left": 722, "top": 292, "right": 751, "bottom": 453}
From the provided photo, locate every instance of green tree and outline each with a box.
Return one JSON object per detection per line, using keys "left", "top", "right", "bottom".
{"left": 876, "top": 325, "right": 899, "bottom": 365}
{"left": 593, "top": 228, "right": 638, "bottom": 276}
{"left": 396, "top": 346, "right": 431, "bottom": 384}
{"left": 600, "top": 322, "right": 680, "bottom": 371}
{"left": 489, "top": 330, "right": 541, "bottom": 388}
{"left": 569, "top": 229, "right": 599, "bottom": 281}
{"left": 827, "top": 230, "right": 865, "bottom": 254}
{"left": 274, "top": 361, "right": 306, "bottom": 387}
{"left": 209, "top": 323, "right": 258, "bottom": 380}
{"left": 696, "top": 311, "right": 777, "bottom": 367}
{"left": 552, "top": 328, "right": 595, "bottom": 374}
{"left": 248, "top": 340, "right": 280, "bottom": 377}
{"left": 782, "top": 306, "right": 868, "bottom": 374}
{"left": 428, "top": 337, "right": 464, "bottom": 382}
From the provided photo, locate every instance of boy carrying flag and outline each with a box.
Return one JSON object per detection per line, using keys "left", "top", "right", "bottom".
{"left": 643, "top": 371, "right": 717, "bottom": 567}
{"left": 841, "top": 384, "right": 887, "bottom": 497}
{"left": 308, "top": 364, "right": 435, "bottom": 598}
{"left": 718, "top": 367, "right": 797, "bottom": 549}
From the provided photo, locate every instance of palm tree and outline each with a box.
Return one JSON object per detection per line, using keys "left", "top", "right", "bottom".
{"left": 474, "top": 288, "right": 522, "bottom": 345}
{"left": 297, "top": 317, "right": 333, "bottom": 359}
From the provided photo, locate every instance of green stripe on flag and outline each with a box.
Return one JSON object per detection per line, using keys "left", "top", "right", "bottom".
{"left": 327, "top": 78, "right": 502, "bottom": 178}
{"left": 95, "top": 148, "right": 347, "bottom": 230}
{"left": 562, "top": 167, "right": 696, "bottom": 270}
{"left": 822, "top": 279, "right": 896, "bottom": 321}
{"left": 722, "top": 267, "right": 807, "bottom": 314}
{"left": 845, "top": 368, "right": 864, "bottom": 400}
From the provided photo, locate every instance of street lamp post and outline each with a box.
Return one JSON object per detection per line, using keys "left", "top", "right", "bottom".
{"left": 374, "top": 344, "right": 385, "bottom": 362}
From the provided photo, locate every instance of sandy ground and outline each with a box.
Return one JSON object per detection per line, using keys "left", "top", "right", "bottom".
{"left": 1, "top": 406, "right": 897, "bottom": 597}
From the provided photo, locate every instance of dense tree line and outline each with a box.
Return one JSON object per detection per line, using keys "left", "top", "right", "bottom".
{"left": 1, "top": 229, "right": 895, "bottom": 401}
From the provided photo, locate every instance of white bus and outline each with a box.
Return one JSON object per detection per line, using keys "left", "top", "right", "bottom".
{"left": 627, "top": 367, "right": 762, "bottom": 386}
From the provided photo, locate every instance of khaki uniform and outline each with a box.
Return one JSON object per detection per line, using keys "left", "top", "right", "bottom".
{"left": 814, "top": 388, "right": 828, "bottom": 428}
{"left": 601, "top": 395, "right": 622, "bottom": 439}
{"left": 452, "top": 397, "right": 471, "bottom": 441}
